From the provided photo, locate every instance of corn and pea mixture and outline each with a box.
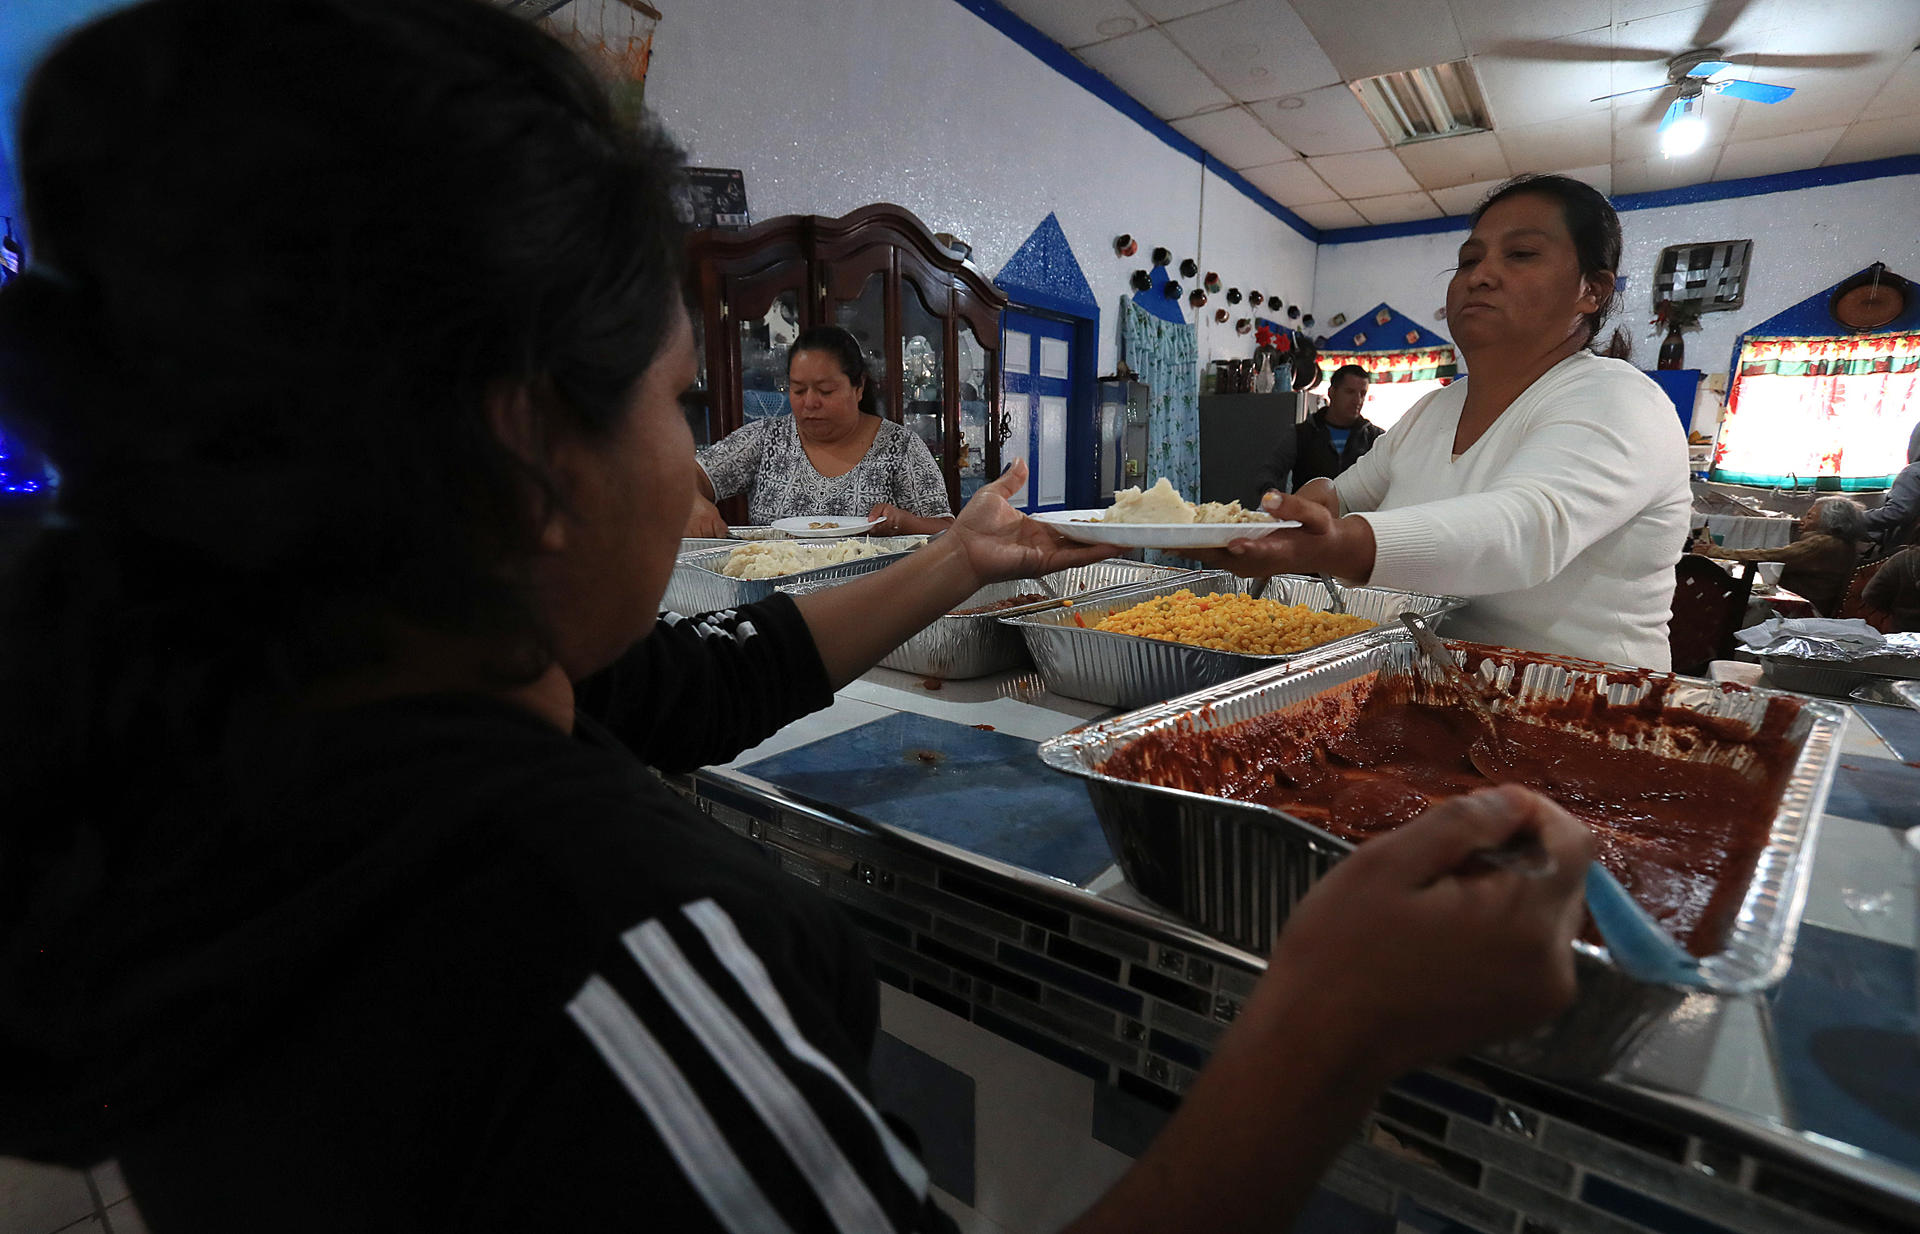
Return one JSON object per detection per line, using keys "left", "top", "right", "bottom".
{"left": 1092, "top": 588, "right": 1376, "bottom": 655}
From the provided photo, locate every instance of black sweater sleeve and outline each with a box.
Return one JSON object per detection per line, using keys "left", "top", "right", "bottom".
{"left": 574, "top": 594, "right": 836, "bottom": 773}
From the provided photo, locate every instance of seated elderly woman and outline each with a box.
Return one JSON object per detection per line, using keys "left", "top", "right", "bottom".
{"left": 1697, "top": 496, "right": 1864, "bottom": 617}
{"left": 685, "top": 324, "right": 955, "bottom": 537}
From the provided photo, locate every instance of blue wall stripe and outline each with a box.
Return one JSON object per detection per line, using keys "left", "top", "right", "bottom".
{"left": 946, "top": 0, "right": 1320, "bottom": 242}
{"left": 1317, "top": 153, "right": 1920, "bottom": 246}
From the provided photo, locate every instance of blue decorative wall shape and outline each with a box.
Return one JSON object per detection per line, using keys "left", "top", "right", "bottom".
{"left": 1129, "top": 263, "right": 1186, "bottom": 326}
{"left": 993, "top": 213, "right": 1099, "bottom": 321}
{"left": 1323, "top": 303, "right": 1452, "bottom": 352}
{"left": 1727, "top": 264, "right": 1920, "bottom": 383}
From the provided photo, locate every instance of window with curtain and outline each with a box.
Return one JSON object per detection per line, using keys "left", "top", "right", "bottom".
{"left": 1711, "top": 333, "right": 1920, "bottom": 490}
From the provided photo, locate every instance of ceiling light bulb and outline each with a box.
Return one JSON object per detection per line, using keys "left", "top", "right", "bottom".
{"left": 1660, "top": 113, "right": 1706, "bottom": 158}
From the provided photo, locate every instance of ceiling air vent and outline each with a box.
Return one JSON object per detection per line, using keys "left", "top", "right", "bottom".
{"left": 1350, "top": 60, "right": 1492, "bottom": 146}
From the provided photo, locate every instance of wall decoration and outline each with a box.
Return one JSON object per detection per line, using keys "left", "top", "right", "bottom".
{"left": 1302, "top": 313, "right": 1315, "bottom": 328}
{"left": 1329, "top": 313, "right": 1348, "bottom": 328}
{"left": 1235, "top": 317, "right": 1252, "bottom": 334}
{"left": 1353, "top": 332, "right": 1367, "bottom": 346}
{"left": 1286, "top": 305, "right": 1300, "bottom": 319}
{"left": 1114, "top": 233, "right": 1137, "bottom": 257}
{"left": 1162, "top": 280, "right": 1183, "bottom": 300}
{"left": 1151, "top": 246, "right": 1172, "bottom": 266}
{"left": 1375, "top": 307, "right": 1393, "bottom": 326}
{"left": 678, "top": 168, "right": 750, "bottom": 229}
{"left": 535, "top": 0, "right": 660, "bottom": 127}
{"left": 1249, "top": 291, "right": 1264, "bottom": 307}
{"left": 1188, "top": 289, "right": 1207, "bottom": 308}
{"left": 1130, "top": 269, "right": 1152, "bottom": 291}
{"left": 1406, "top": 329, "right": 1420, "bottom": 345}
{"left": 1215, "top": 308, "right": 1229, "bottom": 323}
{"left": 1226, "top": 288, "right": 1242, "bottom": 304}
{"left": 1204, "top": 272, "right": 1221, "bottom": 293}
{"left": 1179, "top": 258, "right": 1199, "bottom": 278}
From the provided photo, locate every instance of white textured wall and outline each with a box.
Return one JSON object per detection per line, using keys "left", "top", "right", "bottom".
{"left": 645, "top": 0, "right": 1317, "bottom": 375}
{"left": 1311, "top": 174, "right": 1920, "bottom": 380}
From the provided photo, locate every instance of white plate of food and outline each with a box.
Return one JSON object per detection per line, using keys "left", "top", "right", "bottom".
{"left": 772, "top": 515, "right": 886, "bottom": 538}
{"left": 1031, "top": 478, "right": 1296, "bottom": 548}
{"left": 1031, "top": 511, "right": 1294, "bottom": 549}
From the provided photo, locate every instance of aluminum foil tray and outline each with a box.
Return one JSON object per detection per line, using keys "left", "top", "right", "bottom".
{"left": 1763, "top": 652, "right": 1920, "bottom": 698}
{"left": 1040, "top": 560, "right": 1204, "bottom": 599}
{"left": 1002, "top": 574, "right": 1464, "bottom": 709}
{"left": 1038, "top": 634, "right": 1846, "bottom": 1076}
{"left": 662, "top": 538, "right": 925, "bottom": 614}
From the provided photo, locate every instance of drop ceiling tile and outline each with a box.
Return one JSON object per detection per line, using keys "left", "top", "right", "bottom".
{"left": 1735, "top": 0, "right": 1919, "bottom": 64}
{"left": 1289, "top": 200, "right": 1369, "bottom": 230}
{"left": 1291, "top": 0, "right": 1468, "bottom": 79}
{"left": 1170, "top": 106, "right": 1300, "bottom": 169}
{"left": 1394, "top": 131, "right": 1512, "bottom": 189}
{"left": 1560, "top": 162, "right": 1612, "bottom": 195}
{"left": 1451, "top": 0, "right": 1609, "bottom": 52}
{"left": 1240, "top": 159, "right": 1340, "bottom": 206}
{"left": 1162, "top": 0, "right": 1343, "bottom": 103}
{"left": 1610, "top": 146, "right": 1715, "bottom": 194}
{"left": 1131, "top": 0, "right": 1231, "bottom": 20}
{"left": 1428, "top": 178, "right": 1506, "bottom": 216}
{"left": 1307, "top": 149, "right": 1424, "bottom": 197}
{"left": 1497, "top": 112, "right": 1614, "bottom": 174}
{"left": 1351, "top": 191, "right": 1445, "bottom": 224}
{"left": 1725, "top": 69, "right": 1889, "bottom": 142}
{"left": 1711, "top": 126, "right": 1846, "bottom": 180}
{"left": 1075, "top": 27, "right": 1231, "bottom": 119}
{"left": 994, "top": 0, "right": 1150, "bottom": 52}
{"left": 1861, "top": 53, "right": 1920, "bottom": 121}
{"left": 1825, "top": 115, "right": 1920, "bottom": 165}
{"left": 1249, "top": 84, "right": 1387, "bottom": 156}
{"left": 1471, "top": 39, "right": 1617, "bottom": 128}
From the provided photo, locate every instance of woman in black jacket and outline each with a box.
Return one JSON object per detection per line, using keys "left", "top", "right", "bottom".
{"left": 0, "top": 3, "right": 1591, "bottom": 1231}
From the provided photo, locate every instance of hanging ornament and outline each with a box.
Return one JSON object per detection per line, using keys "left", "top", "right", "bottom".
{"left": 1113, "top": 233, "right": 1137, "bottom": 257}
{"left": 1179, "top": 258, "right": 1199, "bottom": 278}
{"left": 1405, "top": 329, "right": 1420, "bottom": 345}
{"left": 1151, "top": 246, "right": 1172, "bottom": 267}
{"left": 1188, "top": 288, "right": 1208, "bottom": 308}
{"left": 1204, "top": 271, "right": 1222, "bottom": 293}
{"left": 1286, "top": 305, "right": 1300, "bottom": 320}
{"left": 1267, "top": 297, "right": 1284, "bottom": 315}
{"left": 1226, "top": 288, "right": 1243, "bottom": 304}
{"left": 1163, "top": 280, "right": 1183, "bottom": 300}
{"left": 1435, "top": 306, "right": 1448, "bottom": 321}
{"left": 1375, "top": 307, "right": 1392, "bottom": 326}
{"left": 1235, "top": 317, "right": 1252, "bottom": 335}
{"left": 1302, "top": 313, "right": 1315, "bottom": 328}
{"left": 1329, "top": 313, "right": 1348, "bottom": 328}
{"left": 1129, "top": 269, "right": 1152, "bottom": 291}
{"left": 1249, "top": 291, "right": 1264, "bottom": 307}
{"left": 1353, "top": 331, "right": 1367, "bottom": 346}
{"left": 1214, "top": 307, "right": 1230, "bottom": 323}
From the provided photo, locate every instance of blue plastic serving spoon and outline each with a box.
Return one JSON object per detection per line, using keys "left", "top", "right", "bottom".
{"left": 1584, "top": 863, "right": 1709, "bottom": 988}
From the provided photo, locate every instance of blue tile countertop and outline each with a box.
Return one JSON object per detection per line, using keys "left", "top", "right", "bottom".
{"left": 684, "top": 664, "right": 1920, "bottom": 1234}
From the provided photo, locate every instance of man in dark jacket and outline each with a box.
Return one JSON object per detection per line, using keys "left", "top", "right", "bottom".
{"left": 1253, "top": 364, "right": 1384, "bottom": 496}
{"left": 1862, "top": 421, "right": 1920, "bottom": 555}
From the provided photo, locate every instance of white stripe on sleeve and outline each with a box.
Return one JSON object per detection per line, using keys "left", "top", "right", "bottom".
{"left": 566, "top": 975, "right": 795, "bottom": 1234}
{"left": 625, "top": 919, "right": 897, "bottom": 1234}
{"left": 682, "top": 898, "right": 930, "bottom": 1201}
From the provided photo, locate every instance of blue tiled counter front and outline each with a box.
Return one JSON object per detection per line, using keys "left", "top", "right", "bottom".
{"left": 669, "top": 665, "right": 1920, "bottom": 1234}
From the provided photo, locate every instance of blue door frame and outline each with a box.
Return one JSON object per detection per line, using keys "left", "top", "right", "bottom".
{"left": 1001, "top": 306, "right": 1096, "bottom": 512}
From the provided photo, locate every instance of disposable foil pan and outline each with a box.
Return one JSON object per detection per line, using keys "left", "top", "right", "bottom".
{"left": 1038, "top": 634, "right": 1846, "bottom": 1076}
{"left": 1764, "top": 651, "right": 1920, "bottom": 698}
{"left": 662, "top": 538, "right": 925, "bottom": 614}
{"left": 1039, "top": 560, "right": 1203, "bottom": 599}
{"left": 1003, "top": 574, "right": 1464, "bottom": 708}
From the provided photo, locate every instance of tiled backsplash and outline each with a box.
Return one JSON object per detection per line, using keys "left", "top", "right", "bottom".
{"left": 679, "top": 772, "right": 1919, "bottom": 1234}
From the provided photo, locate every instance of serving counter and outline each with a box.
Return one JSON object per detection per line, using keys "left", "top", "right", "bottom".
{"left": 664, "top": 661, "right": 1920, "bottom": 1234}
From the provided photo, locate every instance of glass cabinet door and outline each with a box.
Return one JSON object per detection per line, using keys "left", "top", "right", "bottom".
{"left": 956, "top": 321, "right": 995, "bottom": 503}
{"left": 831, "top": 270, "right": 890, "bottom": 422}
{"left": 683, "top": 311, "right": 713, "bottom": 446}
{"left": 737, "top": 290, "right": 801, "bottom": 423}
{"left": 900, "top": 277, "right": 947, "bottom": 473}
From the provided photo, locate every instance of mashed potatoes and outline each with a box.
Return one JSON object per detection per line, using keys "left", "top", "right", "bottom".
{"left": 1102, "top": 478, "right": 1272, "bottom": 525}
{"left": 719, "top": 540, "right": 887, "bottom": 579}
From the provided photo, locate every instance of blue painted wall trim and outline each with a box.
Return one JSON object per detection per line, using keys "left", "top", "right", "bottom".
{"left": 1318, "top": 154, "right": 1920, "bottom": 247}
{"left": 947, "top": 0, "right": 1318, "bottom": 242}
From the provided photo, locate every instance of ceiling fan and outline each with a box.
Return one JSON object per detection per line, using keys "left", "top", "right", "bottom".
{"left": 1589, "top": 49, "right": 1794, "bottom": 156}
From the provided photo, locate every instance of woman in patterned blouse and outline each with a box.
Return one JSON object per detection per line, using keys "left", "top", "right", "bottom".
{"left": 686, "top": 325, "right": 956, "bottom": 536}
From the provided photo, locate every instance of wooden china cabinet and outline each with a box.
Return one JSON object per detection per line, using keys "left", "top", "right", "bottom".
{"left": 683, "top": 203, "right": 1007, "bottom": 522}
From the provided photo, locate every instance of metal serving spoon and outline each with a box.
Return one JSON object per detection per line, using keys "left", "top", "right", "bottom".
{"left": 1398, "top": 612, "right": 1517, "bottom": 780}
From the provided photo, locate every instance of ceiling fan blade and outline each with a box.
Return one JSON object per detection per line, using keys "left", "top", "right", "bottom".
{"left": 1657, "top": 98, "right": 1688, "bottom": 132}
{"left": 1684, "top": 61, "right": 1733, "bottom": 78}
{"left": 1725, "top": 52, "right": 1876, "bottom": 69}
{"left": 1717, "top": 79, "right": 1795, "bottom": 103}
{"left": 1690, "top": 0, "right": 1753, "bottom": 50}
{"left": 1484, "top": 38, "right": 1644, "bottom": 62}
{"left": 1590, "top": 82, "right": 1669, "bottom": 103}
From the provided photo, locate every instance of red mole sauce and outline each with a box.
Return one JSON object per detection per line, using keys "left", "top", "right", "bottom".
{"left": 1100, "top": 658, "right": 1802, "bottom": 958}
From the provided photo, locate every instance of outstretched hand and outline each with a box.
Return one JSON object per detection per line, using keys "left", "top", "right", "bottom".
{"left": 1188, "top": 484, "right": 1374, "bottom": 582}
{"left": 947, "top": 459, "right": 1121, "bottom": 585}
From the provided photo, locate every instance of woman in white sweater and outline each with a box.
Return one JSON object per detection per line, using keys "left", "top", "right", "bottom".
{"left": 1209, "top": 175, "right": 1691, "bottom": 669}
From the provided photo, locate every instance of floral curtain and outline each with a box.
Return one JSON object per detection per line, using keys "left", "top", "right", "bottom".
{"left": 1120, "top": 297, "right": 1200, "bottom": 499}
{"left": 1317, "top": 347, "right": 1458, "bottom": 383}
{"left": 1712, "top": 332, "right": 1919, "bottom": 489}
